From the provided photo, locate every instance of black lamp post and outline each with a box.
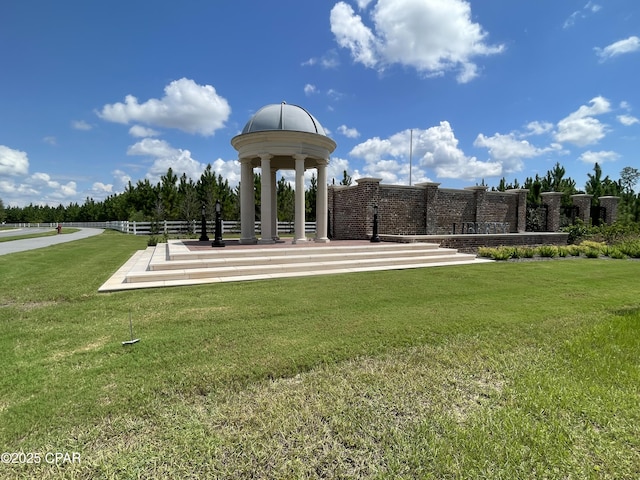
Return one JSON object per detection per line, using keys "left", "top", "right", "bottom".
{"left": 212, "top": 199, "right": 225, "bottom": 247}
{"left": 199, "top": 203, "right": 209, "bottom": 242}
{"left": 371, "top": 204, "right": 381, "bottom": 243}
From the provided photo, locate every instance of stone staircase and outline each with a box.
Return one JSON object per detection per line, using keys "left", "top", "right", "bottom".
{"left": 99, "top": 240, "right": 492, "bottom": 292}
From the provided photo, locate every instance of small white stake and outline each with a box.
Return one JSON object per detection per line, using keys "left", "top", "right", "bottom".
{"left": 122, "top": 310, "right": 140, "bottom": 345}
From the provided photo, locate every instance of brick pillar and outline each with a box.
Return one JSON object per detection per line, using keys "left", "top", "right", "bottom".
{"left": 598, "top": 196, "right": 620, "bottom": 225}
{"left": 417, "top": 182, "right": 440, "bottom": 234}
{"left": 571, "top": 194, "right": 593, "bottom": 224}
{"left": 507, "top": 189, "right": 529, "bottom": 232}
{"left": 465, "top": 186, "right": 488, "bottom": 224}
{"left": 540, "top": 192, "right": 563, "bottom": 232}
{"left": 355, "top": 178, "right": 382, "bottom": 239}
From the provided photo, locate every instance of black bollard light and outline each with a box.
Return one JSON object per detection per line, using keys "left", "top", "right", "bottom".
{"left": 212, "top": 199, "right": 225, "bottom": 247}
{"left": 199, "top": 203, "right": 209, "bottom": 242}
{"left": 371, "top": 205, "right": 381, "bottom": 243}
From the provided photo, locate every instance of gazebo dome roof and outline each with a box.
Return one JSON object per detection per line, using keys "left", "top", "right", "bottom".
{"left": 241, "top": 102, "right": 328, "bottom": 136}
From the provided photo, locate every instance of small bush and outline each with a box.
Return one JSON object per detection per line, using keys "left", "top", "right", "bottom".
{"left": 478, "top": 247, "right": 512, "bottom": 260}
{"left": 514, "top": 247, "right": 536, "bottom": 258}
{"left": 580, "top": 240, "right": 606, "bottom": 251}
{"left": 567, "top": 245, "right": 583, "bottom": 256}
{"left": 563, "top": 219, "right": 590, "bottom": 244}
{"left": 537, "top": 245, "right": 558, "bottom": 258}
{"left": 557, "top": 246, "right": 568, "bottom": 257}
{"left": 585, "top": 248, "right": 601, "bottom": 258}
{"left": 618, "top": 240, "right": 640, "bottom": 258}
{"left": 607, "top": 248, "right": 627, "bottom": 260}
{"left": 147, "top": 236, "right": 158, "bottom": 246}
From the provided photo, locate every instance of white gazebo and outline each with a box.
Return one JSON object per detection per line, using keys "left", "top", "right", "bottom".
{"left": 231, "top": 102, "right": 337, "bottom": 244}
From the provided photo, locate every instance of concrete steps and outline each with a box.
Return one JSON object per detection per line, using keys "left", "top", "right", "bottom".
{"left": 99, "top": 240, "right": 492, "bottom": 292}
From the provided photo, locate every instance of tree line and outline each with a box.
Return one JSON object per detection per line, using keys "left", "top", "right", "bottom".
{"left": 1, "top": 163, "right": 638, "bottom": 225}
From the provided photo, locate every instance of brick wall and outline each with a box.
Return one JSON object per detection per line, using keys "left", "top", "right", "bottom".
{"left": 328, "top": 180, "right": 617, "bottom": 241}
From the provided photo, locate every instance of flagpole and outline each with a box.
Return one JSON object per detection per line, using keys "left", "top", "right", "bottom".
{"left": 409, "top": 128, "right": 413, "bottom": 186}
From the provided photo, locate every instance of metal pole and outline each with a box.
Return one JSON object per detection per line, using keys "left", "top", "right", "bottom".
{"left": 409, "top": 128, "right": 413, "bottom": 186}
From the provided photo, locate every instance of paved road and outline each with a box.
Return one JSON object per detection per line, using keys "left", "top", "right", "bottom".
{"left": 0, "top": 228, "right": 104, "bottom": 256}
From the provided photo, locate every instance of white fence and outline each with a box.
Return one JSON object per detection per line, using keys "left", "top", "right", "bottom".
{"left": 3, "top": 220, "right": 317, "bottom": 236}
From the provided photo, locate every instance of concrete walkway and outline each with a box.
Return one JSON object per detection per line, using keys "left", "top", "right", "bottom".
{"left": 0, "top": 228, "right": 104, "bottom": 256}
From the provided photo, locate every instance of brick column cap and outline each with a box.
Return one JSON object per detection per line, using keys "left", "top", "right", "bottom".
{"left": 465, "top": 185, "right": 489, "bottom": 191}
{"left": 571, "top": 193, "right": 593, "bottom": 199}
{"left": 415, "top": 182, "right": 440, "bottom": 188}
{"left": 506, "top": 188, "right": 529, "bottom": 194}
{"left": 598, "top": 196, "right": 620, "bottom": 200}
{"left": 355, "top": 177, "right": 382, "bottom": 185}
{"left": 540, "top": 191, "right": 564, "bottom": 198}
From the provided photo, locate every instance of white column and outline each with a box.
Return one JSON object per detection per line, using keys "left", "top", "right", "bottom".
{"left": 259, "top": 154, "right": 274, "bottom": 243}
{"left": 270, "top": 168, "right": 278, "bottom": 240}
{"left": 240, "top": 158, "right": 256, "bottom": 244}
{"left": 315, "top": 158, "right": 329, "bottom": 242}
{"left": 293, "top": 154, "right": 307, "bottom": 243}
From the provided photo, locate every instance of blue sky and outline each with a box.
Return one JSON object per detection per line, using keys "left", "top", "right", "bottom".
{"left": 1, "top": 0, "right": 639, "bottom": 207}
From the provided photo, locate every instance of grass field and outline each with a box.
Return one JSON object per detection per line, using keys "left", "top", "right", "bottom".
{"left": 1, "top": 231, "right": 639, "bottom": 479}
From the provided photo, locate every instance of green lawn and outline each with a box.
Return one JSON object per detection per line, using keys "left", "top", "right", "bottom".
{"left": 1, "top": 231, "right": 639, "bottom": 479}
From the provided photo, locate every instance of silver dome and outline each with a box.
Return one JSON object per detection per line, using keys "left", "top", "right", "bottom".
{"left": 241, "top": 102, "right": 327, "bottom": 136}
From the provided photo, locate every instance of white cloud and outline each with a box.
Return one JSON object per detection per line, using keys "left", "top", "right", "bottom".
{"left": 43, "top": 136, "right": 57, "bottom": 146}
{"left": 302, "top": 50, "right": 340, "bottom": 69}
{"left": 0, "top": 145, "right": 29, "bottom": 176}
{"left": 350, "top": 122, "right": 501, "bottom": 182}
{"left": 331, "top": 2, "right": 378, "bottom": 68}
{"left": 330, "top": 0, "right": 504, "bottom": 83}
{"left": 304, "top": 84, "right": 318, "bottom": 96}
{"left": 524, "top": 121, "right": 554, "bottom": 136}
{"left": 27, "top": 173, "right": 76, "bottom": 199}
{"left": 97, "top": 78, "right": 231, "bottom": 136}
{"left": 474, "top": 133, "right": 551, "bottom": 173}
{"left": 211, "top": 158, "right": 241, "bottom": 188}
{"left": 337, "top": 124, "right": 360, "bottom": 138}
{"left": 554, "top": 96, "right": 611, "bottom": 146}
{"left": 127, "top": 138, "right": 205, "bottom": 184}
{"left": 72, "top": 120, "right": 93, "bottom": 131}
{"left": 578, "top": 150, "right": 619, "bottom": 164}
{"left": 564, "top": 2, "right": 602, "bottom": 29}
{"left": 125, "top": 138, "right": 241, "bottom": 188}
{"left": 129, "top": 125, "right": 160, "bottom": 137}
{"left": 356, "top": 0, "right": 374, "bottom": 9}
{"left": 618, "top": 114, "right": 639, "bottom": 126}
{"left": 92, "top": 182, "right": 113, "bottom": 194}
{"left": 595, "top": 36, "right": 640, "bottom": 62}
{"left": 326, "top": 156, "right": 361, "bottom": 185}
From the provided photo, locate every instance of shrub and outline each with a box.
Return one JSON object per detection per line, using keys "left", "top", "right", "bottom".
{"left": 557, "top": 246, "right": 568, "bottom": 257}
{"left": 584, "top": 248, "right": 601, "bottom": 258}
{"left": 147, "top": 236, "right": 158, "bottom": 246}
{"left": 516, "top": 247, "right": 536, "bottom": 258}
{"left": 617, "top": 240, "right": 640, "bottom": 258}
{"left": 478, "top": 247, "right": 512, "bottom": 260}
{"left": 491, "top": 248, "right": 513, "bottom": 260}
{"left": 607, "top": 248, "right": 627, "bottom": 260}
{"left": 580, "top": 240, "right": 606, "bottom": 251}
{"left": 537, "top": 245, "right": 558, "bottom": 258}
{"left": 567, "top": 245, "right": 583, "bottom": 256}
{"left": 562, "top": 219, "right": 590, "bottom": 244}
